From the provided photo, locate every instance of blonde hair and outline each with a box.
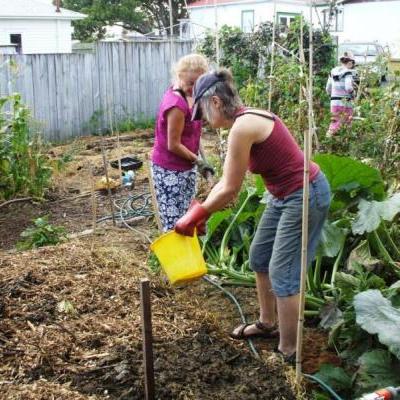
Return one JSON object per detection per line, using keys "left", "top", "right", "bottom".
{"left": 173, "top": 53, "right": 208, "bottom": 80}
{"left": 200, "top": 68, "right": 242, "bottom": 121}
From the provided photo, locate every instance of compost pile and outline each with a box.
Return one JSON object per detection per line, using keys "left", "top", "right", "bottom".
{"left": 0, "top": 234, "right": 300, "bottom": 400}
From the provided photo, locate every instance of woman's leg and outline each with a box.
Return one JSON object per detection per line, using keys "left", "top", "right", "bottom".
{"left": 230, "top": 271, "right": 276, "bottom": 337}
{"left": 276, "top": 294, "right": 299, "bottom": 355}
{"left": 271, "top": 173, "right": 330, "bottom": 357}
{"left": 231, "top": 199, "right": 280, "bottom": 337}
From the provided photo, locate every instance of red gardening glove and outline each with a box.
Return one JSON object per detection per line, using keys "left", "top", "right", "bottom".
{"left": 175, "top": 200, "right": 210, "bottom": 237}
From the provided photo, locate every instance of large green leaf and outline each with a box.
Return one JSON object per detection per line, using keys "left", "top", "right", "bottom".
{"left": 205, "top": 209, "right": 232, "bottom": 240}
{"left": 352, "top": 193, "right": 400, "bottom": 235}
{"left": 354, "top": 290, "right": 400, "bottom": 359}
{"left": 317, "top": 220, "right": 348, "bottom": 258}
{"left": 356, "top": 350, "right": 400, "bottom": 393}
{"left": 314, "top": 154, "right": 385, "bottom": 201}
{"left": 313, "top": 364, "right": 352, "bottom": 392}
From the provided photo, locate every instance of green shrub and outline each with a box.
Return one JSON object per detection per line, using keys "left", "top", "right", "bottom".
{"left": 0, "top": 94, "right": 52, "bottom": 200}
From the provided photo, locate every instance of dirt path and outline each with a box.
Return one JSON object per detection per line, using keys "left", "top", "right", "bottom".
{"left": 0, "top": 130, "right": 338, "bottom": 399}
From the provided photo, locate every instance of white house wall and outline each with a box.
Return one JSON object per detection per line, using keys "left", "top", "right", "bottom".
{"left": 189, "top": 1, "right": 310, "bottom": 38}
{"left": 0, "top": 19, "right": 73, "bottom": 54}
{"left": 314, "top": 1, "right": 400, "bottom": 59}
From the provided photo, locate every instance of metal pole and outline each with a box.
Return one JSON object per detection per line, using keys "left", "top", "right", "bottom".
{"left": 214, "top": 0, "right": 220, "bottom": 67}
{"left": 296, "top": 0, "right": 313, "bottom": 383}
{"left": 268, "top": 0, "right": 277, "bottom": 111}
{"left": 140, "top": 279, "right": 155, "bottom": 400}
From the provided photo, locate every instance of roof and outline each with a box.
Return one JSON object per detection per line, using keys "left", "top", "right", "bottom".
{"left": 188, "top": 0, "right": 309, "bottom": 7}
{"left": 188, "top": 0, "right": 263, "bottom": 7}
{"left": 0, "top": 0, "right": 86, "bottom": 20}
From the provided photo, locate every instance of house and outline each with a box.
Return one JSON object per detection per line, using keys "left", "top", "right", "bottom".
{"left": 187, "top": 0, "right": 400, "bottom": 59}
{"left": 187, "top": 0, "right": 311, "bottom": 38}
{"left": 0, "top": 0, "right": 86, "bottom": 54}
{"left": 314, "top": 0, "right": 400, "bottom": 59}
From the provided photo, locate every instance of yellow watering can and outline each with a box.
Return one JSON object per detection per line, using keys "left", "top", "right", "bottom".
{"left": 150, "top": 231, "right": 207, "bottom": 285}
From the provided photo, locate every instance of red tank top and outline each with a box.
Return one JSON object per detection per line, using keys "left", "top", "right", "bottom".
{"left": 238, "top": 110, "right": 320, "bottom": 198}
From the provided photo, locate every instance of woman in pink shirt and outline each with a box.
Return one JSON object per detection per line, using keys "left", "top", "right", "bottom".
{"left": 175, "top": 69, "right": 330, "bottom": 365}
{"left": 151, "top": 54, "right": 210, "bottom": 231}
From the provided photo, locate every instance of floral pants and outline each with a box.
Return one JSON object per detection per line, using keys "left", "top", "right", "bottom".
{"left": 151, "top": 163, "right": 197, "bottom": 232}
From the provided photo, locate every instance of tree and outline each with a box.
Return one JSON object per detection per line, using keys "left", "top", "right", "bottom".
{"left": 63, "top": 0, "right": 188, "bottom": 41}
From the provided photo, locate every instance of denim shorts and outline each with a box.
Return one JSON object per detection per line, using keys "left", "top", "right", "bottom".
{"left": 249, "top": 172, "right": 331, "bottom": 297}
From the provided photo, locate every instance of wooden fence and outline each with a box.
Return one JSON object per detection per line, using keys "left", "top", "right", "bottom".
{"left": 0, "top": 41, "right": 193, "bottom": 142}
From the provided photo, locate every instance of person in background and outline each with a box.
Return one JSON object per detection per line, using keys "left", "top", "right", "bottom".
{"left": 174, "top": 69, "right": 331, "bottom": 365}
{"left": 326, "top": 51, "right": 356, "bottom": 137}
{"left": 151, "top": 54, "right": 212, "bottom": 232}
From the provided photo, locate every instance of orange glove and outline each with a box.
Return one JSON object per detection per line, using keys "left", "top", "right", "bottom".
{"left": 175, "top": 200, "right": 209, "bottom": 236}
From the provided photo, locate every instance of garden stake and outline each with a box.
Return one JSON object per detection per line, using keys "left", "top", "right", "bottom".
{"left": 100, "top": 140, "right": 116, "bottom": 226}
{"left": 168, "top": 0, "right": 174, "bottom": 64}
{"left": 214, "top": 0, "right": 220, "bottom": 66}
{"left": 140, "top": 278, "right": 155, "bottom": 400}
{"left": 146, "top": 158, "right": 163, "bottom": 233}
{"left": 89, "top": 163, "right": 97, "bottom": 233}
{"left": 267, "top": 0, "right": 277, "bottom": 111}
{"left": 296, "top": 0, "right": 314, "bottom": 384}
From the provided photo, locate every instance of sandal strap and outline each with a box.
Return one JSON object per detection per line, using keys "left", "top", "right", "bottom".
{"left": 236, "top": 323, "right": 251, "bottom": 338}
{"left": 255, "top": 320, "right": 277, "bottom": 333}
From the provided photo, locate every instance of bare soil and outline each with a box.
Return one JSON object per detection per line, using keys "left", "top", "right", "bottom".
{"left": 0, "top": 130, "right": 339, "bottom": 399}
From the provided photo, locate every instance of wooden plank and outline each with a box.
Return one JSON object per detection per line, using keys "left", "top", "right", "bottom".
{"left": 47, "top": 54, "right": 57, "bottom": 141}
{"left": 76, "top": 54, "right": 86, "bottom": 138}
{"left": 125, "top": 43, "right": 134, "bottom": 120}
{"left": 55, "top": 54, "right": 65, "bottom": 141}
{"left": 92, "top": 45, "right": 101, "bottom": 135}
{"left": 23, "top": 55, "right": 35, "bottom": 118}
{"left": 120, "top": 43, "right": 128, "bottom": 122}
{"left": 83, "top": 53, "right": 94, "bottom": 136}
{"left": 132, "top": 42, "right": 140, "bottom": 119}
{"left": 98, "top": 43, "right": 109, "bottom": 133}
{"left": 140, "top": 278, "right": 155, "bottom": 400}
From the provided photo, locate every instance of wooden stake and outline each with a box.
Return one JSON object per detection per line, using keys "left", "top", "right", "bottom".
{"left": 100, "top": 140, "right": 116, "bottom": 226}
{"left": 146, "top": 157, "right": 163, "bottom": 233}
{"left": 214, "top": 0, "right": 220, "bottom": 67}
{"left": 296, "top": 0, "right": 314, "bottom": 383}
{"left": 89, "top": 163, "right": 97, "bottom": 233}
{"left": 169, "top": 0, "right": 174, "bottom": 65}
{"left": 140, "top": 279, "right": 155, "bottom": 400}
{"left": 268, "top": 0, "right": 277, "bottom": 111}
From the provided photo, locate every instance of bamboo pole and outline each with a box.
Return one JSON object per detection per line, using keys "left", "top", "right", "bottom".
{"left": 89, "top": 163, "right": 97, "bottom": 233}
{"left": 100, "top": 140, "right": 116, "bottom": 226}
{"left": 298, "top": 14, "right": 304, "bottom": 129}
{"left": 169, "top": 0, "right": 174, "bottom": 65}
{"left": 146, "top": 157, "right": 163, "bottom": 233}
{"left": 296, "top": 0, "right": 313, "bottom": 383}
{"left": 214, "top": 0, "right": 220, "bottom": 67}
{"left": 267, "top": 0, "right": 277, "bottom": 111}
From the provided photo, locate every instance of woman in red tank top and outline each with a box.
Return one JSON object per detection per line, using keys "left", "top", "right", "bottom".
{"left": 174, "top": 69, "right": 331, "bottom": 365}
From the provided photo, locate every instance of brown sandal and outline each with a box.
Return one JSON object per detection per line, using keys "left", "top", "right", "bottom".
{"left": 230, "top": 320, "right": 279, "bottom": 340}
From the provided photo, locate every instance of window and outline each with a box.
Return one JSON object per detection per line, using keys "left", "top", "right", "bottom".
{"left": 10, "top": 34, "right": 22, "bottom": 54}
{"left": 241, "top": 10, "right": 254, "bottom": 33}
{"left": 322, "top": 7, "right": 344, "bottom": 32}
{"left": 277, "top": 13, "right": 298, "bottom": 31}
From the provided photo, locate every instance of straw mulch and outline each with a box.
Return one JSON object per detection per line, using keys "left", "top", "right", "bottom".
{"left": 0, "top": 231, "right": 301, "bottom": 400}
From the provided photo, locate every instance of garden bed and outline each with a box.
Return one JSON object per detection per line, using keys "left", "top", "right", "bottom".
{"left": 0, "top": 130, "right": 339, "bottom": 399}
